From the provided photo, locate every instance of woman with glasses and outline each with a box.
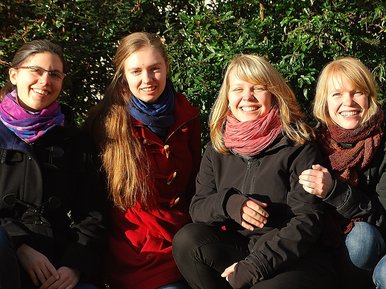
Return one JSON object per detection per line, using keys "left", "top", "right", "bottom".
{"left": 0, "top": 39, "right": 105, "bottom": 289}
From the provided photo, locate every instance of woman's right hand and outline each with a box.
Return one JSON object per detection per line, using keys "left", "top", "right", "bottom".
{"left": 299, "top": 164, "right": 333, "bottom": 199}
{"left": 16, "top": 244, "right": 59, "bottom": 287}
{"left": 241, "top": 198, "right": 268, "bottom": 231}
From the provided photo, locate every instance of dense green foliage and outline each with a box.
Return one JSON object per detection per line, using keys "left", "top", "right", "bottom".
{"left": 1, "top": 0, "right": 385, "bottom": 144}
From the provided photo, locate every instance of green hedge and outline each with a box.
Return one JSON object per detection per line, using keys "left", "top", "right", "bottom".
{"left": 1, "top": 0, "right": 385, "bottom": 145}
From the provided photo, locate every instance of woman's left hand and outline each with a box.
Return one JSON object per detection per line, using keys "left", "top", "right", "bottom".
{"left": 39, "top": 266, "right": 80, "bottom": 289}
{"left": 221, "top": 262, "right": 237, "bottom": 282}
{"left": 299, "top": 164, "right": 333, "bottom": 198}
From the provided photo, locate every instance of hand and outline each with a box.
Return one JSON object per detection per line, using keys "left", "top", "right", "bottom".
{"left": 221, "top": 262, "right": 237, "bottom": 282}
{"left": 241, "top": 198, "right": 268, "bottom": 231}
{"left": 16, "top": 244, "right": 59, "bottom": 287}
{"left": 299, "top": 164, "right": 333, "bottom": 198}
{"left": 40, "top": 266, "right": 80, "bottom": 289}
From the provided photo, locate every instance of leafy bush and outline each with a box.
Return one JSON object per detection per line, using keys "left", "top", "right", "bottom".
{"left": 1, "top": 0, "right": 385, "bottom": 144}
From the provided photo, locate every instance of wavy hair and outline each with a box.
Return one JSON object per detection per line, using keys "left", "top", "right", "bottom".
{"left": 210, "top": 54, "right": 313, "bottom": 154}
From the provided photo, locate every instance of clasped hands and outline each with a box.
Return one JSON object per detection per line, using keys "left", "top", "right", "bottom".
{"left": 17, "top": 244, "right": 80, "bottom": 289}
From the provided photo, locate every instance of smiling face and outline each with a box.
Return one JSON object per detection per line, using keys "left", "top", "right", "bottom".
{"left": 227, "top": 70, "right": 272, "bottom": 122}
{"left": 124, "top": 46, "right": 168, "bottom": 104}
{"left": 9, "top": 52, "right": 64, "bottom": 111}
{"left": 326, "top": 75, "right": 369, "bottom": 129}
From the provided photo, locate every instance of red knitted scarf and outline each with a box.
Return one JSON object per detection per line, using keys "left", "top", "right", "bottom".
{"left": 319, "top": 110, "right": 384, "bottom": 186}
{"left": 223, "top": 107, "right": 283, "bottom": 157}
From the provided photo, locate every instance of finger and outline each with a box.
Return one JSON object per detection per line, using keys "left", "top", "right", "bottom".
{"left": 39, "top": 276, "right": 57, "bottom": 289}
{"left": 35, "top": 268, "right": 49, "bottom": 286}
{"left": 43, "top": 262, "right": 59, "bottom": 280}
{"left": 245, "top": 200, "right": 269, "bottom": 217}
{"left": 29, "top": 269, "right": 40, "bottom": 287}
{"left": 241, "top": 220, "right": 255, "bottom": 231}
{"left": 243, "top": 206, "right": 268, "bottom": 222}
{"left": 242, "top": 211, "right": 266, "bottom": 228}
{"left": 312, "top": 164, "right": 327, "bottom": 172}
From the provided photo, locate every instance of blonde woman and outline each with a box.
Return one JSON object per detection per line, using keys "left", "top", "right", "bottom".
{"left": 172, "top": 54, "right": 337, "bottom": 289}
{"left": 299, "top": 57, "right": 386, "bottom": 289}
{"left": 86, "top": 32, "right": 201, "bottom": 289}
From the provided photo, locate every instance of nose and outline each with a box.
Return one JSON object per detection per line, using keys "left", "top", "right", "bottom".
{"left": 38, "top": 72, "right": 51, "bottom": 85}
{"left": 142, "top": 70, "right": 153, "bottom": 84}
{"left": 242, "top": 88, "right": 256, "bottom": 101}
{"left": 342, "top": 92, "right": 354, "bottom": 105}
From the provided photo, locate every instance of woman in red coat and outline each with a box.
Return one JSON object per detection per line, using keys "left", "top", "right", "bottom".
{"left": 86, "top": 32, "right": 201, "bottom": 289}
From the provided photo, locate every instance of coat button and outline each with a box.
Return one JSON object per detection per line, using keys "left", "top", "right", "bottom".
{"left": 167, "top": 171, "right": 177, "bottom": 185}
{"left": 170, "top": 197, "right": 180, "bottom": 207}
{"left": 163, "top": 144, "right": 170, "bottom": 158}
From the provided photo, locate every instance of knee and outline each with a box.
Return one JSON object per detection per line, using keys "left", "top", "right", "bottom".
{"left": 373, "top": 256, "right": 386, "bottom": 289}
{"left": 173, "top": 223, "right": 203, "bottom": 257}
{"left": 345, "top": 222, "right": 384, "bottom": 270}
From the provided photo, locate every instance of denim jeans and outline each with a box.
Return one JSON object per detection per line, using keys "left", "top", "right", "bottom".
{"left": 373, "top": 255, "right": 386, "bottom": 289}
{"left": 345, "top": 222, "right": 385, "bottom": 271}
{"left": 157, "top": 281, "right": 191, "bottom": 289}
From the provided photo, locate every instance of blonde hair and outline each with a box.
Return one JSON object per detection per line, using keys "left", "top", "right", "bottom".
{"left": 87, "top": 32, "right": 168, "bottom": 209}
{"left": 210, "top": 54, "right": 313, "bottom": 154}
{"left": 313, "top": 56, "right": 379, "bottom": 126}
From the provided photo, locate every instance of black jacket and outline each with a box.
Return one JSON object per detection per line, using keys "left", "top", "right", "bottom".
{"left": 0, "top": 107, "right": 106, "bottom": 281}
{"left": 323, "top": 133, "right": 386, "bottom": 237}
{"left": 190, "top": 135, "right": 325, "bottom": 287}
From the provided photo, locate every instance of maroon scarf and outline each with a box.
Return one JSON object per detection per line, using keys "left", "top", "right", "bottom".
{"left": 319, "top": 109, "right": 384, "bottom": 187}
{"left": 223, "top": 107, "right": 283, "bottom": 157}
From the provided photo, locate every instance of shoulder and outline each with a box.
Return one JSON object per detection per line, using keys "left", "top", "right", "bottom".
{"left": 175, "top": 92, "right": 199, "bottom": 116}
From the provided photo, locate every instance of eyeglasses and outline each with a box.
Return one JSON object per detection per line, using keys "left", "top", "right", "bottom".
{"left": 17, "top": 65, "right": 66, "bottom": 80}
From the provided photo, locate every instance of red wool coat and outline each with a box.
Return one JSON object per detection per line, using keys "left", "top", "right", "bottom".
{"left": 106, "top": 93, "right": 201, "bottom": 289}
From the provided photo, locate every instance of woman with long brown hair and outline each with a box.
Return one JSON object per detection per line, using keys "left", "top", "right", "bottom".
{"left": 86, "top": 32, "right": 201, "bottom": 289}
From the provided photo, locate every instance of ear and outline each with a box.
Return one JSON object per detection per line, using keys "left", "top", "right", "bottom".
{"left": 9, "top": 68, "right": 18, "bottom": 85}
{"left": 166, "top": 62, "right": 170, "bottom": 74}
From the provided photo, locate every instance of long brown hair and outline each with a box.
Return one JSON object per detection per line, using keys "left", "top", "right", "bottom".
{"left": 210, "top": 54, "right": 313, "bottom": 154}
{"left": 87, "top": 32, "right": 168, "bottom": 209}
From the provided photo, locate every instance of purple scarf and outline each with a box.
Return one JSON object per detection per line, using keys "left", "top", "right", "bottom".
{"left": 0, "top": 90, "right": 64, "bottom": 143}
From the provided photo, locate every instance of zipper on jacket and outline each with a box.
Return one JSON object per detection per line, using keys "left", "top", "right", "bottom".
{"left": 241, "top": 159, "right": 253, "bottom": 194}
{"left": 0, "top": 149, "right": 6, "bottom": 164}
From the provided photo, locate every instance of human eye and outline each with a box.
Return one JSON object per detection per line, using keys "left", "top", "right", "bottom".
{"left": 253, "top": 85, "right": 265, "bottom": 92}
{"left": 331, "top": 92, "right": 341, "bottom": 98}
{"left": 152, "top": 66, "right": 161, "bottom": 72}
{"left": 49, "top": 71, "right": 64, "bottom": 80}
{"left": 354, "top": 90, "right": 364, "bottom": 96}
{"left": 28, "top": 66, "right": 44, "bottom": 75}
{"left": 131, "top": 69, "right": 141, "bottom": 76}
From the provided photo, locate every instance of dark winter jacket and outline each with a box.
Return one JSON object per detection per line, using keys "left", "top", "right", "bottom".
{"left": 190, "top": 135, "right": 325, "bottom": 288}
{"left": 323, "top": 132, "right": 386, "bottom": 237}
{"left": 0, "top": 106, "right": 106, "bottom": 281}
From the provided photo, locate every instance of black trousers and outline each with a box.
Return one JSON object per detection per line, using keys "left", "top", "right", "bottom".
{"left": 172, "top": 223, "right": 338, "bottom": 289}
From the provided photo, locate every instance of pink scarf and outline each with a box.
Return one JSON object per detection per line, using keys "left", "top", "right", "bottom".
{"left": 224, "top": 107, "right": 283, "bottom": 156}
{"left": 0, "top": 90, "right": 64, "bottom": 143}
